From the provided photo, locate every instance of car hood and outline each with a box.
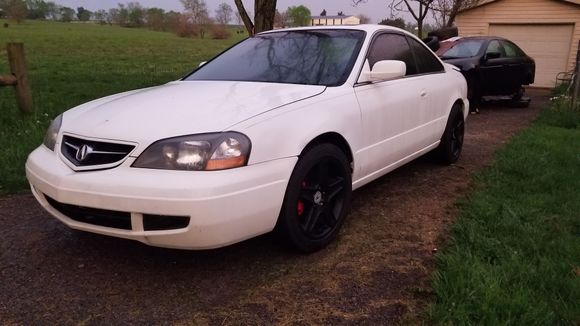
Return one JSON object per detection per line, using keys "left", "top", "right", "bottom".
{"left": 62, "top": 81, "right": 326, "bottom": 144}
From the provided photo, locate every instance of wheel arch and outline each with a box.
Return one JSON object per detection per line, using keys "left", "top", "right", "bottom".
{"left": 453, "top": 98, "right": 466, "bottom": 116}
{"left": 300, "top": 132, "right": 354, "bottom": 173}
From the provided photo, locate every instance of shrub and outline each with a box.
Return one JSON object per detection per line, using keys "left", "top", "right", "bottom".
{"left": 175, "top": 17, "right": 197, "bottom": 38}
{"left": 538, "top": 96, "right": 580, "bottom": 129}
{"left": 210, "top": 25, "right": 231, "bottom": 39}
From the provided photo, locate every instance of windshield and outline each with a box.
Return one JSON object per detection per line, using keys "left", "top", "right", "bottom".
{"left": 439, "top": 39, "right": 485, "bottom": 59}
{"left": 185, "top": 30, "right": 366, "bottom": 86}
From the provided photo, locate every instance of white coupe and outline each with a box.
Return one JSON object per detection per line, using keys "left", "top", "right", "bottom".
{"left": 26, "top": 25, "right": 468, "bottom": 252}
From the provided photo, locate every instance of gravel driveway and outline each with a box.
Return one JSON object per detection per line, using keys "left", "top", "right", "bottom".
{"left": 0, "top": 89, "right": 548, "bottom": 324}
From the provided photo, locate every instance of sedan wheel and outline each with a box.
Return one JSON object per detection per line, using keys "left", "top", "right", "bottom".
{"left": 277, "top": 144, "right": 352, "bottom": 252}
{"left": 436, "top": 105, "right": 465, "bottom": 164}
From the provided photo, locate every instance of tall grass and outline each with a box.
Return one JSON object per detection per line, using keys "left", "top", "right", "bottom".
{"left": 430, "top": 99, "right": 580, "bottom": 324}
{"left": 0, "top": 20, "right": 244, "bottom": 193}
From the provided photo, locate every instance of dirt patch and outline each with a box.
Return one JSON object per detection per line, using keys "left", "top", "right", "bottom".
{"left": 0, "top": 90, "right": 548, "bottom": 324}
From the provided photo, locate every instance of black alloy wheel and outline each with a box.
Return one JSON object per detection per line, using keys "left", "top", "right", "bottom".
{"left": 436, "top": 105, "right": 465, "bottom": 164}
{"left": 277, "top": 144, "right": 352, "bottom": 252}
{"left": 449, "top": 115, "right": 465, "bottom": 159}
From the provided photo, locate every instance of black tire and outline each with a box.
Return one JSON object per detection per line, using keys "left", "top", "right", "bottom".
{"left": 512, "top": 87, "right": 524, "bottom": 101}
{"left": 276, "top": 144, "right": 352, "bottom": 252}
{"left": 466, "top": 74, "right": 481, "bottom": 113}
{"left": 436, "top": 105, "right": 465, "bottom": 164}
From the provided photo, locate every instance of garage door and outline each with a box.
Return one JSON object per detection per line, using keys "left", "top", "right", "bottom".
{"left": 489, "top": 24, "right": 573, "bottom": 87}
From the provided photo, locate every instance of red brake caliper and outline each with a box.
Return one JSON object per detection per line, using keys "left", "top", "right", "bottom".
{"left": 297, "top": 181, "right": 306, "bottom": 216}
{"left": 297, "top": 201, "right": 304, "bottom": 216}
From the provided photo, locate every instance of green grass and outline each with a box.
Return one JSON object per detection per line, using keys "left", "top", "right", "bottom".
{"left": 0, "top": 20, "right": 244, "bottom": 194}
{"left": 430, "top": 100, "right": 580, "bottom": 325}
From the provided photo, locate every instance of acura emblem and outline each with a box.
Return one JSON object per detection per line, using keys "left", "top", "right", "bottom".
{"left": 75, "top": 144, "right": 93, "bottom": 162}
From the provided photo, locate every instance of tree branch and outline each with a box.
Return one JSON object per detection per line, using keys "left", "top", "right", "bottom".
{"left": 401, "top": 0, "right": 420, "bottom": 21}
{"left": 234, "top": 0, "right": 254, "bottom": 36}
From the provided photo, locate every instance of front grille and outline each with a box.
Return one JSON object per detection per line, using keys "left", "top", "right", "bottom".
{"left": 45, "top": 195, "right": 132, "bottom": 230}
{"left": 61, "top": 135, "right": 135, "bottom": 167}
{"left": 45, "top": 196, "right": 190, "bottom": 231}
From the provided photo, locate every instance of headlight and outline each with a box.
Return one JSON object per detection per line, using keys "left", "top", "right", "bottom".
{"left": 43, "top": 114, "right": 63, "bottom": 151}
{"left": 132, "top": 132, "right": 251, "bottom": 171}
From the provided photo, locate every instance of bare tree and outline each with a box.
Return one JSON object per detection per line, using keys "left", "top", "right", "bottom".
{"left": 215, "top": 2, "right": 233, "bottom": 25}
{"left": 234, "top": 0, "right": 277, "bottom": 36}
{"left": 234, "top": 10, "right": 242, "bottom": 26}
{"left": 180, "top": 0, "right": 212, "bottom": 37}
{"left": 274, "top": 9, "right": 287, "bottom": 28}
{"left": 431, "top": 0, "right": 479, "bottom": 27}
{"left": 353, "top": 0, "right": 433, "bottom": 37}
{"left": 1, "top": 0, "right": 27, "bottom": 23}
{"left": 180, "top": 0, "right": 208, "bottom": 25}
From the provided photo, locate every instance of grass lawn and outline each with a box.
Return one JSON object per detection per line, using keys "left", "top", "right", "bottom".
{"left": 430, "top": 101, "right": 580, "bottom": 324}
{"left": 0, "top": 20, "right": 244, "bottom": 194}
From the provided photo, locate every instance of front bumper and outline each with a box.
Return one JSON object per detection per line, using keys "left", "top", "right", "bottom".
{"left": 26, "top": 146, "right": 297, "bottom": 249}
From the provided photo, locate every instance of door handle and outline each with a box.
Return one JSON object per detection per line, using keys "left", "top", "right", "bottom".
{"left": 420, "top": 90, "right": 427, "bottom": 97}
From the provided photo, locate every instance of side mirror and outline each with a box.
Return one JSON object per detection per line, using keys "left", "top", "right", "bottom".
{"left": 484, "top": 51, "right": 501, "bottom": 61}
{"left": 198, "top": 61, "right": 207, "bottom": 67}
{"left": 362, "top": 60, "right": 406, "bottom": 82}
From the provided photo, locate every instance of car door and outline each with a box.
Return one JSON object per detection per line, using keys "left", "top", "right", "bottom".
{"left": 500, "top": 39, "right": 529, "bottom": 91}
{"left": 480, "top": 39, "right": 511, "bottom": 95}
{"left": 406, "top": 36, "right": 448, "bottom": 142}
{"left": 354, "top": 32, "right": 427, "bottom": 179}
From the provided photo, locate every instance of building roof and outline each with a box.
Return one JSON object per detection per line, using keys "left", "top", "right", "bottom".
{"left": 311, "top": 15, "right": 357, "bottom": 19}
{"left": 460, "top": 0, "right": 580, "bottom": 12}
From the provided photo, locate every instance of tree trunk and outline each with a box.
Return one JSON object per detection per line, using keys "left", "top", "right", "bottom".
{"left": 234, "top": 0, "right": 277, "bottom": 36}
{"left": 446, "top": 0, "right": 463, "bottom": 27}
{"left": 234, "top": 0, "right": 254, "bottom": 35}
{"left": 253, "top": 0, "right": 277, "bottom": 33}
{"left": 417, "top": 2, "right": 423, "bottom": 37}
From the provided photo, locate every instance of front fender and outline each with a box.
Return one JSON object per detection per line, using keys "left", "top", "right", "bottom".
{"left": 231, "top": 87, "right": 363, "bottom": 171}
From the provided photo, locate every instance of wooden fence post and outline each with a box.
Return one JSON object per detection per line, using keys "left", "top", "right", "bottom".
{"left": 6, "top": 43, "right": 33, "bottom": 113}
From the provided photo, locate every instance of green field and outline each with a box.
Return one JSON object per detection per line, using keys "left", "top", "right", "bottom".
{"left": 430, "top": 100, "right": 580, "bottom": 324}
{"left": 0, "top": 20, "right": 244, "bottom": 193}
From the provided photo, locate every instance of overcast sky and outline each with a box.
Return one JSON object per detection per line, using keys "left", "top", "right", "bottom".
{"left": 52, "top": 0, "right": 403, "bottom": 24}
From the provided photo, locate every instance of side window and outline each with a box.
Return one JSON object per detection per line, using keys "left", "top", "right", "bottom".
{"left": 367, "top": 33, "right": 417, "bottom": 76}
{"left": 486, "top": 40, "right": 506, "bottom": 57}
{"left": 407, "top": 37, "right": 444, "bottom": 74}
{"left": 500, "top": 40, "right": 524, "bottom": 57}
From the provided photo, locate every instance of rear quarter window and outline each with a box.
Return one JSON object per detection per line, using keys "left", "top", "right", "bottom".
{"left": 407, "top": 37, "right": 444, "bottom": 74}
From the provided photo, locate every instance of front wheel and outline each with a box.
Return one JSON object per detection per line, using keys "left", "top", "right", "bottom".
{"left": 435, "top": 105, "right": 465, "bottom": 165}
{"left": 276, "top": 144, "right": 352, "bottom": 252}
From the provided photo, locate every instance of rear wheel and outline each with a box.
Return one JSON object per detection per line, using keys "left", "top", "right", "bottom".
{"left": 276, "top": 144, "right": 352, "bottom": 252}
{"left": 436, "top": 105, "right": 465, "bottom": 164}
{"left": 510, "top": 87, "right": 530, "bottom": 108}
{"left": 512, "top": 87, "right": 524, "bottom": 101}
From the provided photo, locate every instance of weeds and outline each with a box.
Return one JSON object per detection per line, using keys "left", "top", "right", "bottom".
{"left": 430, "top": 99, "right": 580, "bottom": 324}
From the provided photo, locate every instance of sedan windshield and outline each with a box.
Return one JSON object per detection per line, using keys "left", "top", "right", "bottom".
{"left": 185, "top": 30, "right": 366, "bottom": 86}
{"left": 439, "top": 39, "right": 485, "bottom": 59}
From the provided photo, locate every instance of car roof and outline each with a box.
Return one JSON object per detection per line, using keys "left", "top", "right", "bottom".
{"left": 258, "top": 24, "right": 413, "bottom": 37}
{"left": 440, "top": 36, "right": 508, "bottom": 43}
